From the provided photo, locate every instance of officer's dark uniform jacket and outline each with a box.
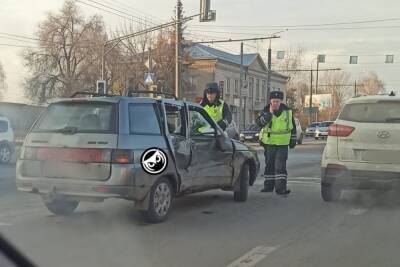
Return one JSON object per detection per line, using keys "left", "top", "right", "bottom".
{"left": 200, "top": 90, "right": 232, "bottom": 131}
{"left": 256, "top": 103, "right": 297, "bottom": 194}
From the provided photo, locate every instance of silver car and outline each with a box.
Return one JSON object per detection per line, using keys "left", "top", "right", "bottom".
{"left": 16, "top": 95, "right": 259, "bottom": 223}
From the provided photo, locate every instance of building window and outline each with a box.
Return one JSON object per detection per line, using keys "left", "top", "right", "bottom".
{"left": 256, "top": 79, "right": 260, "bottom": 100}
{"left": 226, "top": 78, "right": 231, "bottom": 94}
{"left": 234, "top": 79, "right": 239, "bottom": 95}
{"left": 249, "top": 77, "right": 254, "bottom": 98}
{"left": 262, "top": 80, "right": 266, "bottom": 99}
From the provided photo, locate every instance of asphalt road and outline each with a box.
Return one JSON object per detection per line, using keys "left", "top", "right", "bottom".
{"left": 1, "top": 138, "right": 400, "bottom": 267}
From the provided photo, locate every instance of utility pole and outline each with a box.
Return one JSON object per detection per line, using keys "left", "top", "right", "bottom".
{"left": 175, "top": 0, "right": 182, "bottom": 99}
{"left": 309, "top": 68, "right": 313, "bottom": 125}
{"left": 315, "top": 60, "right": 319, "bottom": 122}
{"left": 239, "top": 42, "right": 244, "bottom": 132}
{"left": 354, "top": 80, "right": 357, "bottom": 96}
{"left": 266, "top": 39, "right": 272, "bottom": 104}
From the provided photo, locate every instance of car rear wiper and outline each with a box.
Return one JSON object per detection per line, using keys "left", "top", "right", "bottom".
{"left": 52, "top": 126, "right": 78, "bottom": 134}
{"left": 385, "top": 118, "right": 400, "bottom": 122}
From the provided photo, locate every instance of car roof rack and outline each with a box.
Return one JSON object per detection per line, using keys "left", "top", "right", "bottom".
{"left": 70, "top": 91, "right": 115, "bottom": 98}
{"left": 128, "top": 90, "right": 177, "bottom": 100}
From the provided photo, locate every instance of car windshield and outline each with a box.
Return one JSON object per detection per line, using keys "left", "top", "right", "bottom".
{"left": 309, "top": 123, "right": 320, "bottom": 128}
{"left": 318, "top": 121, "right": 333, "bottom": 127}
{"left": 245, "top": 124, "right": 260, "bottom": 131}
{"left": 339, "top": 101, "right": 400, "bottom": 123}
{"left": 33, "top": 102, "right": 116, "bottom": 133}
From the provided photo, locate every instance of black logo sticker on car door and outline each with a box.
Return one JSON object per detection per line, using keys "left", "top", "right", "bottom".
{"left": 141, "top": 148, "right": 168, "bottom": 175}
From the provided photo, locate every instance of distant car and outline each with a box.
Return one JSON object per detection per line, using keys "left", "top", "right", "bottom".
{"left": 294, "top": 118, "right": 304, "bottom": 145}
{"left": 240, "top": 124, "right": 261, "bottom": 142}
{"left": 305, "top": 122, "right": 320, "bottom": 137}
{"left": 16, "top": 94, "right": 260, "bottom": 223}
{"left": 321, "top": 94, "right": 400, "bottom": 201}
{"left": 0, "top": 116, "right": 14, "bottom": 164}
{"left": 314, "top": 121, "right": 334, "bottom": 140}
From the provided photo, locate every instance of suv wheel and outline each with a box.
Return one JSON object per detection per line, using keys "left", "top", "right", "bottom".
{"left": 44, "top": 198, "right": 79, "bottom": 215}
{"left": 321, "top": 183, "right": 341, "bottom": 202}
{"left": 234, "top": 163, "right": 249, "bottom": 202}
{"left": 141, "top": 177, "right": 173, "bottom": 223}
{"left": 0, "top": 144, "right": 11, "bottom": 164}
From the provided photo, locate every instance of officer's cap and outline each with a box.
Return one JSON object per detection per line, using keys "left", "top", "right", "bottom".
{"left": 270, "top": 91, "right": 284, "bottom": 100}
{"left": 205, "top": 82, "right": 219, "bottom": 94}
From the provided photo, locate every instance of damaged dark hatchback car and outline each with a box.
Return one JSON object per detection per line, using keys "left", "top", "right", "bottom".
{"left": 16, "top": 95, "right": 260, "bottom": 223}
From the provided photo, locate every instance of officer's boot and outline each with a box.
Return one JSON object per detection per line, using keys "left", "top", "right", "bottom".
{"left": 261, "top": 175, "right": 275, "bottom": 193}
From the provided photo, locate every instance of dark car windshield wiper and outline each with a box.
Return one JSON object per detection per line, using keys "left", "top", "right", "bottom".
{"left": 385, "top": 117, "right": 400, "bottom": 122}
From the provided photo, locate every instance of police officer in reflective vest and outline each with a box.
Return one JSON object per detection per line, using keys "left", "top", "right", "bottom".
{"left": 200, "top": 82, "right": 232, "bottom": 131}
{"left": 256, "top": 91, "right": 297, "bottom": 195}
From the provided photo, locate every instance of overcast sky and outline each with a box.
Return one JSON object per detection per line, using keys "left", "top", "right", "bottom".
{"left": 1, "top": 0, "right": 400, "bottom": 102}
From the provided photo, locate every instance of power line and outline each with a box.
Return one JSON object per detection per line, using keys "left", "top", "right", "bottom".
{"left": 188, "top": 17, "right": 400, "bottom": 29}
{"left": 75, "top": 0, "right": 156, "bottom": 26}
{"left": 0, "top": 32, "right": 40, "bottom": 42}
{"left": 0, "top": 36, "right": 38, "bottom": 44}
{"left": 0, "top": 43, "right": 37, "bottom": 48}
{"left": 98, "top": 0, "right": 166, "bottom": 24}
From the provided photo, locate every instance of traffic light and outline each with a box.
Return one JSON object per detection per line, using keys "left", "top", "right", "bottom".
{"left": 96, "top": 80, "right": 106, "bottom": 95}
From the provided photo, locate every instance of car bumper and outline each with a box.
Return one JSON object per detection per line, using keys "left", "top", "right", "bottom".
{"left": 315, "top": 132, "right": 328, "bottom": 138}
{"left": 322, "top": 164, "right": 400, "bottom": 190}
{"left": 16, "top": 160, "right": 150, "bottom": 201}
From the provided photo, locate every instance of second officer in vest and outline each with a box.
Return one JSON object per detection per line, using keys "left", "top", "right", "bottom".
{"left": 256, "top": 91, "right": 297, "bottom": 195}
{"left": 200, "top": 82, "right": 232, "bottom": 131}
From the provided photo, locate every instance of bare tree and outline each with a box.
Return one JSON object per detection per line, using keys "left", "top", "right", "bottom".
{"left": 22, "top": 0, "right": 106, "bottom": 102}
{"left": 357, "top": 72, "right": 385, "bottom": 95}
{"left": 0, "top": 62, "right": 6, "bottom": 101}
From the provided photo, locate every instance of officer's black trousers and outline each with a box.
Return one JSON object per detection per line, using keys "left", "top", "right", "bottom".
{"left": 263, "top": 145, "right": 289, "bottom": 194}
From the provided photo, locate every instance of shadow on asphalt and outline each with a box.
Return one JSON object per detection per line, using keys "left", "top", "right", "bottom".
{"left": 338, "top": 189, "right": 400, "bottom": 209}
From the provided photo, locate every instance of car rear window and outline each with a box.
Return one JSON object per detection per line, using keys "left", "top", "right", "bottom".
{"left": 309, "top": 123, "right": 319, "bottom": 127}
{"left": 339, "top": 101, "right": 400, "bottom": 123}
{"left": 0, "top": 120, "right": 8, "bottom": 133}
{"left": 129, "top": 104, "right": 161, "bottom": 135}
{"left": 33, "top": 102, "right": 117, "bottom": 133}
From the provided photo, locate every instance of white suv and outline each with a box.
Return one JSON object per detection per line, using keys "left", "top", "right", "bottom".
{"left": 321, "top": 94, "right": 400, "bottom": 201}
{"left": 0, "top": 116, "right": 14, "bottom": 163}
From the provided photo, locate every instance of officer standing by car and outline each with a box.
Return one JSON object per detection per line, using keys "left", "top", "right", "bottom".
{"left": 256, "top": 91, "right": 297, "bottom": 195}
{"left": 200, "top": 82, "right": 232, "bottom": 131}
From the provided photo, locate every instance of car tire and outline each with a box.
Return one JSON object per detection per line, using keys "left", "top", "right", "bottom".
{"left": 44, "top": 198, "right": 79, "bottom": 216}
{"left": 140, "top": 177, "right": 173, "bottom": 223}
{"left": 321, "top": 183, "right": 341, "bottom": 202}
{"left": 298, "top": 134, "right": 303, "bottom": 145}
{"left": 234, "top": 163, "right": 249, "bottom": 202}
{"left": 0, "top": 144, "right": 12, "bottom": 164}
{"left": 315, "top": 137, "right": 319, "bottom": 140}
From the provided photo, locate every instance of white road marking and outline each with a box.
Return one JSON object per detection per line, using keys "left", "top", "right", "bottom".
{"left": 288, "top": 181, "right": 320, "bottom": 186}
{"left": 347, "top": 208, "right": 368, "bottom": 216}
{"left": 290, "top": 177, "right": 321, "bottom": 181}
{"left": 0, "top": 222, "right": 12, "bottom": 226}
{"left": 226, "top": 246, "right": 278, "bottom": 267}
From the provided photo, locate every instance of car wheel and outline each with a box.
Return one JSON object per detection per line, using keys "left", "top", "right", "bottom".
{"left": 234, "top": 163, "right": 249, "bottom": 202}
{"left": 44, "top": 198, "right": 79, "bottom": 216}
{"left": 315, "top": 136, "right": 319, "bottom": 140}
{"left": 321, "top": 183, "right": 341, "bottom": 202}
{"left": 298, "top": 134, "right": 303, "bottom": 145}
{"left": 0, "top": 144, "right": 12, "bottom": 164}
{"left": 140, "top": 177, "right": 173, "bottom": 223}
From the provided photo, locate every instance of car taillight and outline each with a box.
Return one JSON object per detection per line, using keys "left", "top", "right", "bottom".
{"left": 328, "top": 124, "right": 355, "bottom": 137}
{"left": 112, "top": 149, "right": 134, "bottom": 164}
{"left": 22, "top": 147, "right": 112, "bottom": 163}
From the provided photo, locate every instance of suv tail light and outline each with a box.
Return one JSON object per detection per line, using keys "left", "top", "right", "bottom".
{"left": 328, "top": 124, "right": 355, "bottom": 137}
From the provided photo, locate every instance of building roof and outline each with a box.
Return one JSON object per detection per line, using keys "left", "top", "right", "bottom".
{"left": 189, "top": 44, "right": 259, "bottom": 67}
{"left": 189, "top": 44, "right": 289, "bottom": 80}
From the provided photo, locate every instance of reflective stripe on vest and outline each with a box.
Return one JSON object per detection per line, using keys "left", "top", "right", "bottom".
{"left": 261, "top": 110, "right": 293, "bottom": 145}
{"left": 203, "top": 100, "right": 224, "bottom": 123}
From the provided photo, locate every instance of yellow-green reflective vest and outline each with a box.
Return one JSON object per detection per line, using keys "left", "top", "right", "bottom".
{"left": 203, "top": 100, "right": 224, "bottom": 123}
{"left": 261, "top": 110, "right": 293, "bottom": 145}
